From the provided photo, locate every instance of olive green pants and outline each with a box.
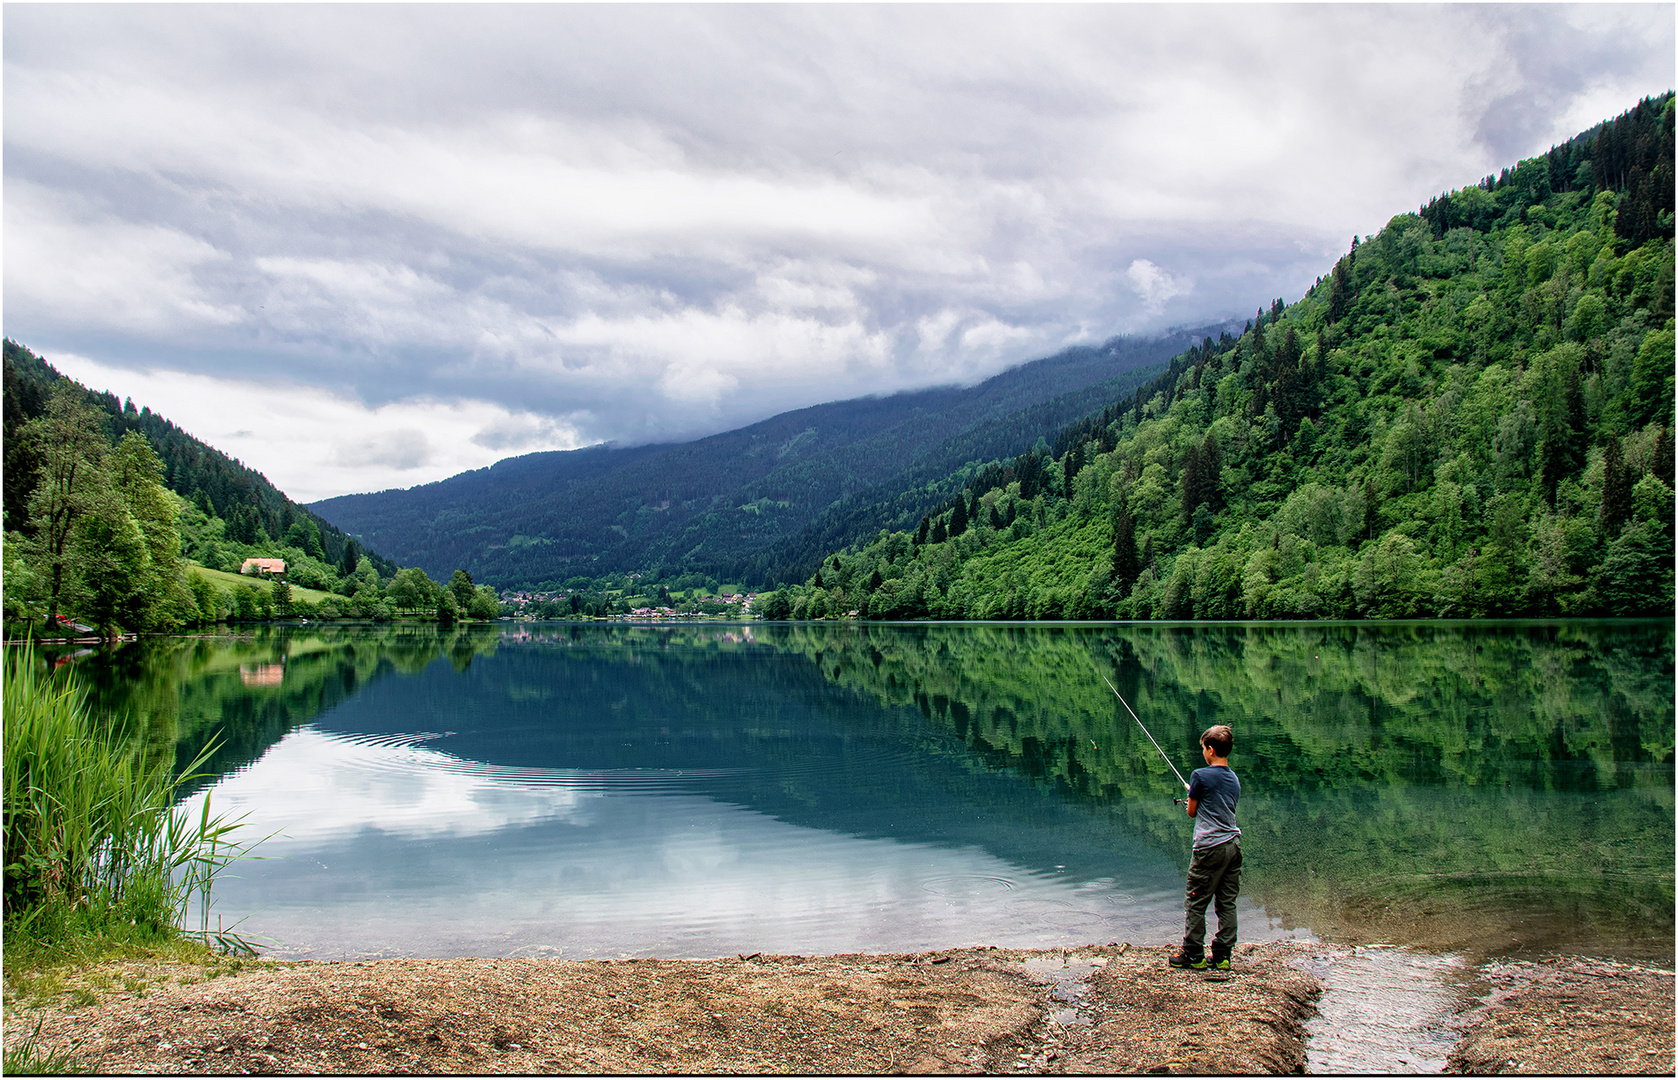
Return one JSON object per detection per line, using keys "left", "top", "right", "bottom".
{"left": 1182, "top": 837, "right": 1242, "bottom": 960}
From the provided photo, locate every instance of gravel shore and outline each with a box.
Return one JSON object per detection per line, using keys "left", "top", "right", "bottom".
{"left": 4, "top": 941, "right": 1670, "bottom": 1074}
{"left": 1447, "top": 955, "right": 1674, "bottom": 1075}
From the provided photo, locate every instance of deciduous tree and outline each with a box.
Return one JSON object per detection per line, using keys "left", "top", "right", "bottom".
{"left": 22, "top": 386, "right": 110, "bottom": 628}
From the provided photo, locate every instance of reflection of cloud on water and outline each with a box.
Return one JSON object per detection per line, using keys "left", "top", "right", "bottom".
{"left": 188, "top": 725, "right": 1300, "bottom": 961}
{"left": 190, "top": 727, "right": 598, "bottom": 842}
{"left": 201, "top": 769, "right": 1292, "bottom": 961}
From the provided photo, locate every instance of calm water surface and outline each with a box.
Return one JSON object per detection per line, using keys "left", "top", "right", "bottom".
{"left": 62, "top": 620, "right": 1674, "bottom": 963}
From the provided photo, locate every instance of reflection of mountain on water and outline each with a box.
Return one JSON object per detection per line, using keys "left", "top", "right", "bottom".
{"left": 305, "top": 637, "right": 1177, "bottom": 885}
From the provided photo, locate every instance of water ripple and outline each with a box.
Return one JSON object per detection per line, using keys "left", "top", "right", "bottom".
{"left": 920, "top": 874, "right": 1017, "bottom": 896}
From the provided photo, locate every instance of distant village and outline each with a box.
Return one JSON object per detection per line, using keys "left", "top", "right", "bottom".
{"left": 228, "top": 559, "right": 759, "bottom": 623}
{"left": 499, "top": 589, "right": 758, "bottom": 620}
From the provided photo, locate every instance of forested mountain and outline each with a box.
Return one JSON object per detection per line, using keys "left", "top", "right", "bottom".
{"left": 310, "top": 327, "right": 1232, "bottom": 587}
{"left": 759, "top": 94, "right": 1676, "bottom": 620}
{"left": 3, "top": 341, "right": 397, "bottom": 578}
{"left": 2, "top": 342, "right": 437, "bottom": 635}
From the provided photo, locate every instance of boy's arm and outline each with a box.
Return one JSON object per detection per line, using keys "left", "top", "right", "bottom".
{"left": 1185, "top": 796, "right": 1198, "bottom": 817}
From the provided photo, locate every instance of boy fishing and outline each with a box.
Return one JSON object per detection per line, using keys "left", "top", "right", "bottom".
{"left": 1168, "top": 724, "right": 1241, "bottom": 971}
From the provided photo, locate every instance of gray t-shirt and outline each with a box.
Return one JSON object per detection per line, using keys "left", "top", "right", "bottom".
{"left": 1188, "top": 765, "right": 1241, "bottom": 850}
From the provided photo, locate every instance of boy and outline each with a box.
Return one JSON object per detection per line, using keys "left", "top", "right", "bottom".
{"left": 1168, "top": 724, "right": 1241, "bottom": 971}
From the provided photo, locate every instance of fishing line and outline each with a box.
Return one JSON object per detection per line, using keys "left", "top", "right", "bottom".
{"left": 1099, "top": 671, "right": 1190, "bottom": 792}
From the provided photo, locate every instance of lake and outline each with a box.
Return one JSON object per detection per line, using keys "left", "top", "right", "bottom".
{"left": 57, "top": 620, "right": 1674, "bottom": 964}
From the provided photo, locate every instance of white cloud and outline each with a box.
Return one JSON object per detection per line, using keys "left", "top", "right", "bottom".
{"left": 43, "top": 351, "right": 584, "bottom": 502}
{"left": 4, "top": 5, "right": 1671, "bottom": 497}
{"left": 1126, "top": 259, "right": 1191, "bottom": 315}
{"left": 4, "top": 182, "right": 243, "bottom": 334}
{"left": 336, "top": 429, "right": 432, "bottom": 472}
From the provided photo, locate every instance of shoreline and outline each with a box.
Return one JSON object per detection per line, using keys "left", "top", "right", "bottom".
{"left": 4, "top": 941, "right": 1670, "bottom": 1074}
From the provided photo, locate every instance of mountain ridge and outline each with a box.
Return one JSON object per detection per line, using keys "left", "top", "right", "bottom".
{"left": 310, "top": 324, "right": 1239, "bottom": 586}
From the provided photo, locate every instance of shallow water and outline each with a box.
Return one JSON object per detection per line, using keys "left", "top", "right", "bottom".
{"left": 1295, "top": 946, "right": 1469, "bottom": 1073}
{"left": 52, "top": 619, "right": 1674, "bottom": 963}
{"left": 1019, "top": 953, "right": 1109, "bottom": 1027}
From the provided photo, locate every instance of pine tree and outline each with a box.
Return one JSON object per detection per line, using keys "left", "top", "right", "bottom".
{"left": 1564, "top": 365, "right": 1587, "bottom": 464}
{"left": 949, "top": 495, "right": 968, "bottom": 538}
{"left": 1017, "top": 453, "right": 1041, "bottom": 500}
{"left": 1112, "top": 500, "right": 1140, "bottom": 595}
{"left": 1601, "top": 438, "right": 1633, "bottom": 536}
{"left": 1654, "top": 427, "right": 1674, "bottom": 489}
{"left": 1063, "top": 443, "right": 1083, "bottom": 498}
{"left": 1197, "top": 435, "right": 1223, "bottom": 513}
{"left": 1361, "top": 478, "right": 1381, "bottom": 545}
{"left": 1180, "top": 443, "right": 1201, "bottom": 523}
{"left": 1539, "top": 362, "right": 1588, "bottom": 505}
{"left": 1273, "top": 328, "right": 1304, "bottom": 438}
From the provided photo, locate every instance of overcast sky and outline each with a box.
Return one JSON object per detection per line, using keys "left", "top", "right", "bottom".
{"left": 6, "top": 4, "right": 1672, "bottom": 503}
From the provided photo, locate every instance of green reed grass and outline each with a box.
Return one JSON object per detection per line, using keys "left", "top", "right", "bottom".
{"left": 3, "top": 643, "right": 248, "bottom": 955}
{"left": 3, "top": 1018, "right": 89, "bottom": 1075}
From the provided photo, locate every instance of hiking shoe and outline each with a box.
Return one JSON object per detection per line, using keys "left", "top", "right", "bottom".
{"left": 1207, "top": 956, "right": 1231, "bottom": 970}
{"left": 1167, "top": 951, "right": 1207, "bottom": 970}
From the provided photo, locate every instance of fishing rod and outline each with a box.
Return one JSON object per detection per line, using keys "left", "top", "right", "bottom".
{"left": 1099, "top": 672, "right": 1190, "bottom": 797}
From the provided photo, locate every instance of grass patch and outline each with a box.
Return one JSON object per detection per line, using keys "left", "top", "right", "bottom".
{"left": 186, "top": 563, "right": 340, "bottom": 606}
{"left": 4, "top": 935, "right": 263, "bottom": 1008}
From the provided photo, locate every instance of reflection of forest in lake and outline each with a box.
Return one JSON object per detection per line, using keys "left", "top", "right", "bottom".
{"left": 55, "top": 620, "right": 1673, "bottom": 962}
{"left": 757, "top": 621, "right": 1674, "bottom": 961}
{"left": 63, "top": 625, "right": 501, "bottom": 797}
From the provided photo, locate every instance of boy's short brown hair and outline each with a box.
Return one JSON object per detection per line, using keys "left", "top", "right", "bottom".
{"left": 1200, "top": 725, "right": 1234, "bottom": 758}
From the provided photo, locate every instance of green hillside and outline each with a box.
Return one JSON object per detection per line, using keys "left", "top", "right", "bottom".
{"left": 759, "top": 94, "right": 1676, "bottom": 621}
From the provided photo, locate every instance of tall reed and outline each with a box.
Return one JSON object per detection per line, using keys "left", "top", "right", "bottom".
{"left": 3, "top": 644, "right": 246, "bottom": 946}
